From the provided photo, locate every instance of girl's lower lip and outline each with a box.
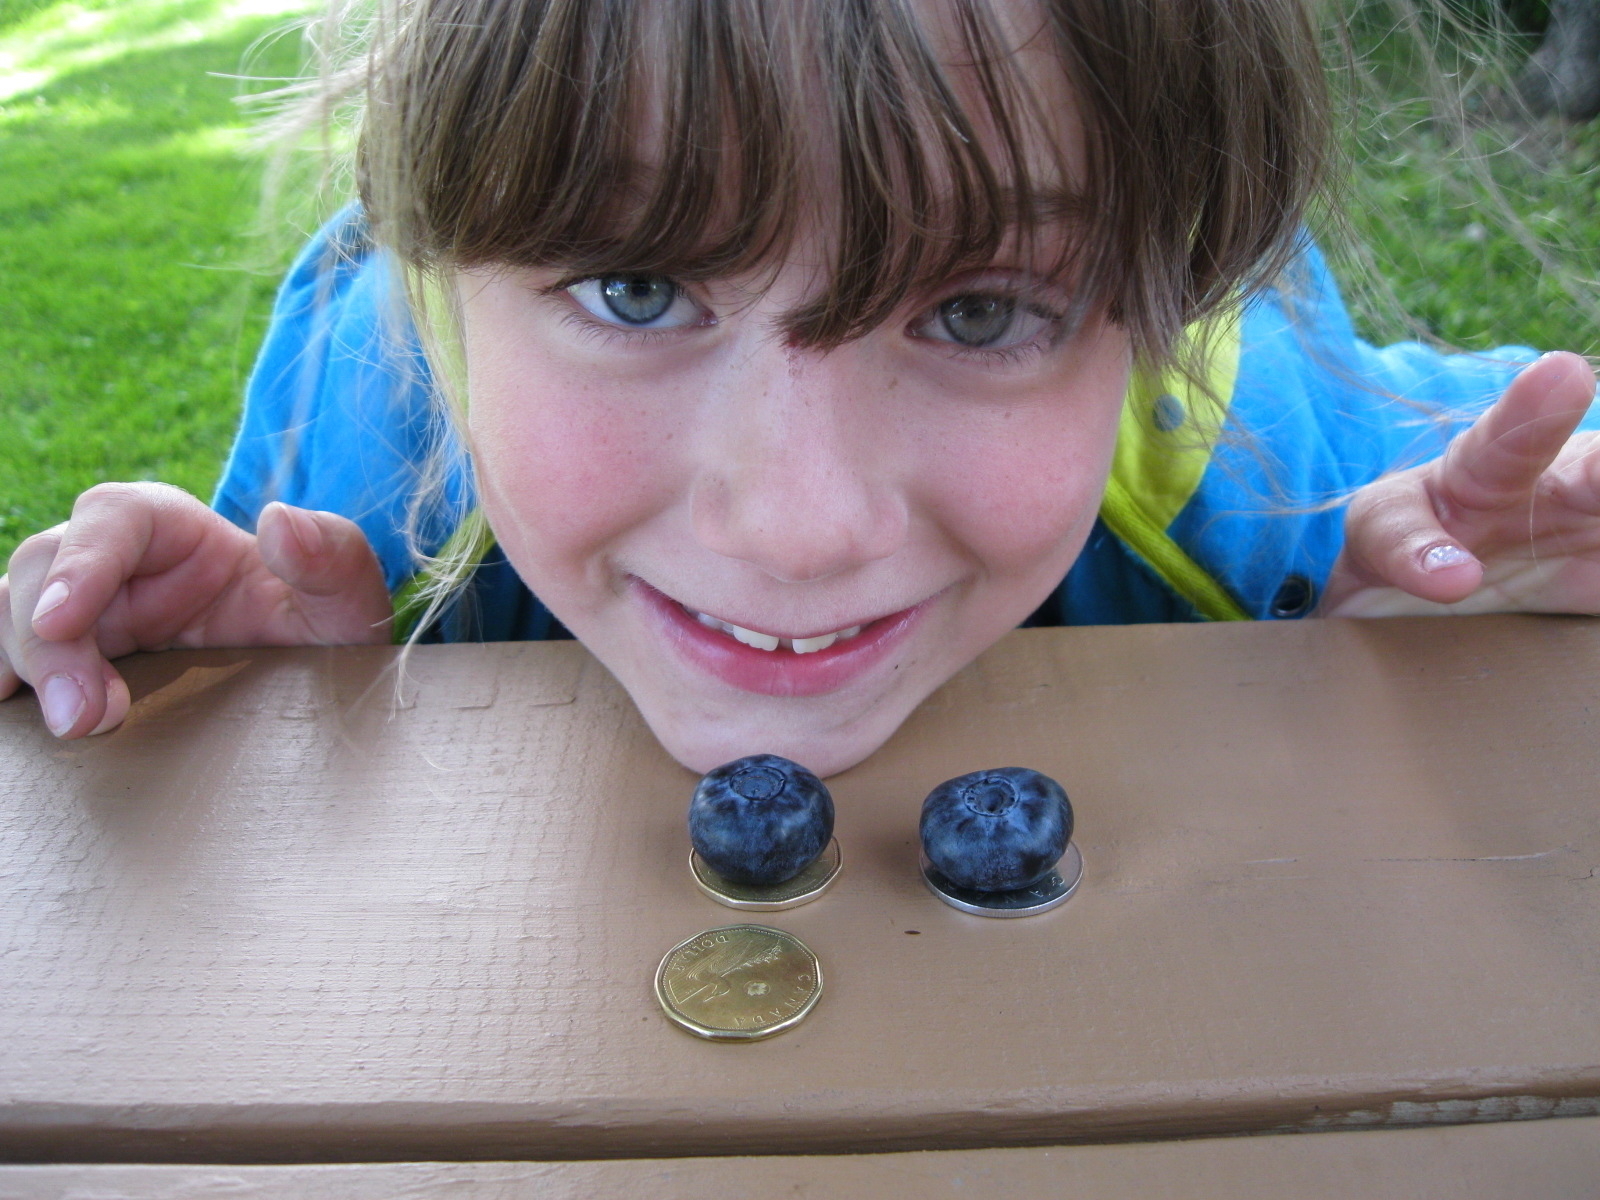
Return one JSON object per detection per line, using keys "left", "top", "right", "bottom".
{"left": 633, "top": 581, "right": 927, "bottom": 698}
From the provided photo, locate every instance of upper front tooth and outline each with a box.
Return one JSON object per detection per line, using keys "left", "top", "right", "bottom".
{"left": 729, "top": 623, "right": 781, "bottom": 652}
{"left": 790, "top": 632, "right": 839, "bottom": 654}
{"left": 692, "top": 607, "right": 867, "bottom": 652}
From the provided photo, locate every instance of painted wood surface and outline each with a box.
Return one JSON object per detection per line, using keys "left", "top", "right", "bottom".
{"left": 3, "top": 1118, "right": 1599, "bottom": 1200}
{"left": 2, "top": 617, "right": 1599, "bottom": 1162}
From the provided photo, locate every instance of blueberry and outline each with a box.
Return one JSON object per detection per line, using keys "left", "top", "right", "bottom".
{"left": 689, "top": 754, "right": 834, "bottom": 886}
{"left": 919, "top": 767, "right": 1072, "bottom": 892}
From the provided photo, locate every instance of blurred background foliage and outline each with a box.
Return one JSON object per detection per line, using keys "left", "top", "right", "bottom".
{"left": 0, "top": 0, "right": 1596, "bottom": 563}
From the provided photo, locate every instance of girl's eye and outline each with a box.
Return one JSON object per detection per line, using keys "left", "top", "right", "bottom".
{"left": 939, "top": 294, "right": 1018, "bottom": 347}
{"left": 567, "top": 274, "right": 704, "bottom": 329}
{"left": 914, "top": 291, "right": 1061, "bottom": 353}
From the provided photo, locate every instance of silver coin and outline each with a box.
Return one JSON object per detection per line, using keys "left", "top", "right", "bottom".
{"left": 690, "top": 838, "right": 842, "bottom": 910}
{"left": 921, "top": 841, "right": 1083, "bottom": 917}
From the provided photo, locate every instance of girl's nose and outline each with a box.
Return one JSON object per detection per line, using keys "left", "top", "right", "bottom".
{"left": 689, "top": 349, "right": 909, "bottom": 584}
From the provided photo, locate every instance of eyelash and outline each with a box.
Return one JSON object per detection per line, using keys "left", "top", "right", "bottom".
{"left": 547, "top": 277, "right": 1066, "bottom": 366}
{"left": 946, "top": 340, "right": 1051, "bottom": 367}
{"left": 555, "top": 308, "right": 689, "bottom": 349}
{"left": 920, "top": 303, "right": 1066, "bottom": 368}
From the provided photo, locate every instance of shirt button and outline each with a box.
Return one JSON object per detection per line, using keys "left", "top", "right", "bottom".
{"left": 1153, "top": 392, "right": 1186, "bottom": 432}
{"left": 1270, "top": 574, "right": 1316, "bottom": 618}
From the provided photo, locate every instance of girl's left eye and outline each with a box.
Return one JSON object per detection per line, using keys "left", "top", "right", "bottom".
{"left": 567, "top": 274, "right": 706, "bottom": 329}
{"left": 912, "top": 291, "right": 1061, "bottom": 353}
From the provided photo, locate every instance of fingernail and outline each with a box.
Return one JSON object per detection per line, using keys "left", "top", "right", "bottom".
{"left": 1422, "top": 543, "right": 1475, "bottom": 571}
{"left": 41, "top": 674, "right": 86, "bottom": 737}
{"left": 288, "top": 507, "right": 324, "bottom": 557}
{"left": 32, "top": 580, "right": 70, "bottom": 625}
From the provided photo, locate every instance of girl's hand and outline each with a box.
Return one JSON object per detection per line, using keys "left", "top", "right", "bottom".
{"left": 1322, "top": 352, "right": 1600, "bottom": 618}
{"left": 0, "top": 484, "right": 392, "bottom": 738}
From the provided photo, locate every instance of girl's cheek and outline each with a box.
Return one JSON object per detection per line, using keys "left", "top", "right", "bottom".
{"left": 919, "top": 350, "right": 1128, "bottom": 580}
{"left": 954, "top": 419, "right": 1107, "bottom": 540}
{"left": 455, "top": 271, "right": 685, "bottom": 567}
{"left": 465, "top": 356, "right": 683, "bottom": 571}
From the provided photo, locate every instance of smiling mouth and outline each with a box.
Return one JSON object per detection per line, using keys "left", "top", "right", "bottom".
{"left": 633, "top": 578, "right": 931, "bottom": 698}
{"left": 685, "top": 608, "right": 866, "bottom": 655}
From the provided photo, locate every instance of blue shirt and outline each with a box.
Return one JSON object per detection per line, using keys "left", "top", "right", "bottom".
{"left": 214, "top": 209, "right": 1597, "bottom": 639}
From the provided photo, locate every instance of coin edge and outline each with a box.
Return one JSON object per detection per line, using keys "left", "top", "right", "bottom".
{"left": 689, "top": 839, "right": 843, "bottom": 911}
{"left": 920, "top": 841, "right": 1084, "bottom": 917}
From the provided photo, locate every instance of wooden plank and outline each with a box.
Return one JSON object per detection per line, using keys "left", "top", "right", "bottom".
{"left": 2, "top": 617, "right": 1599, "bottom": 1162}
{"left": 2, "top": 1120, "right": 1599, "bottom": 1199}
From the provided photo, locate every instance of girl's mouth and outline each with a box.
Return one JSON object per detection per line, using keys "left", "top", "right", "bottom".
{"left": 687, "top": 610, "right": 864, "bottom": 654}
{"left": 632, "top": 579, "right": 928, "bottom": 698}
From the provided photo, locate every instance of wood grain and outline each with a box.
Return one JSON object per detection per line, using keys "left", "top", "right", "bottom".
{"left": 3, "top": 1120, "right": 1599, "bottom": 1199}
{"left": 2, "top": 618, "right": 1598, "bottom": 1162}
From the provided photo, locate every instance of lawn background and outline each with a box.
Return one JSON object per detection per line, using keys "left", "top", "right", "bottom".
{"left": 0, "top": 0, "right": 321, "bottom": 561}
{"left": 1, "top": 0, "right": 1597, "bottom": 566}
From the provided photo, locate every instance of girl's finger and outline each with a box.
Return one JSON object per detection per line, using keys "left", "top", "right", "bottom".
{"left": 1539, "top": 431, "right": 1600, "bottom": 519}
{"left": 0, "top": 577, "right": 21, "bottom": 702}
{"left": 1433, "top": 352, "right": 1598, "bottom": 519}
{"left": 25, "top": 482, "right": 213, "bottom": 644}
{"left": 5, "top": 528, "right": 110, "bottom": 734}
{"left": 87, "top": 661, "right": 132, "bottom": 736}
{"left": 256, "top": 503, "right": 393, "bottom": 643}
{"left": 1338, "top": 469, "right": 1486, "bottom": 606}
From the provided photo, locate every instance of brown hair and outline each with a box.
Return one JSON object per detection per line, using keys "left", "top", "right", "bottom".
{"left": 348, "top": 0, "right": 1331, "bottom": 373}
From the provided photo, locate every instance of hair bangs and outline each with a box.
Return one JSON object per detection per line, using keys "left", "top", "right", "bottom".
{"left": 355, "top": 0, "right": 1328, "bottom": 367}
{"left": 360, "top": 0, "right": 1082, "bottom": 349}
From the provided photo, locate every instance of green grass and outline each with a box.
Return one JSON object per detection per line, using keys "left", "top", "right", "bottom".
{"left": 1339, "top": 119, "right": 1600, "bottom": 353}
{"left": 0, "top": 0, "right": 317, "bottom": 561}
{"left": 0, "top": 0, "right": 1597, "bottom": 567}
{"left": 1331, "top": 2, "right": 1600, "bottom": 354}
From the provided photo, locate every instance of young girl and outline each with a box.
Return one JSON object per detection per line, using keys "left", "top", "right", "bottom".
{"left": 1, "top": 0, "right": 1597, "bottom": 778}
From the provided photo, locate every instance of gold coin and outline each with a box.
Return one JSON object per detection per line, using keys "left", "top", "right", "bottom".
{"left": 654, "top": 924, "right": 823, "bottom": 1041}
{"left": 690, "top": 838, "right": 843, "bottom": 910}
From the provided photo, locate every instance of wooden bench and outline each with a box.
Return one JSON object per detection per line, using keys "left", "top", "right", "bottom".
{"left": 3, "top": 616, "right": 1597, "bottom": 1189}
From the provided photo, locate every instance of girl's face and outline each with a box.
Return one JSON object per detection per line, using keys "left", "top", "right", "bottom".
{"left": 457, "top": 255, "right": 1129, "bottom": 776}
{"left": 455, "top": 13, "right": 1128, "bottom": 777}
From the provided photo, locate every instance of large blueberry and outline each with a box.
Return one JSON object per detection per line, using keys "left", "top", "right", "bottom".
{"left": 919, "top": 767, "right": 1072, "bottom": 892}
{"left": 689, "top": 754, "right": 834, "bottom": 886}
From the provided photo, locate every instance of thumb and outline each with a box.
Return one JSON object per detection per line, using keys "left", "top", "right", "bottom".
{"left": 1327, "top": 471, "right": 1486, "bottom": 611}
{"left": 256, "top": 502, "right": 393, "bottom": 642}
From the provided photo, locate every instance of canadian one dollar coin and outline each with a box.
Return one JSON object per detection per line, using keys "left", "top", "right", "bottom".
{"left": 690, "top": 838, "right": 843, "bottom": 910}
{"left": 654, "top": 924, "right": 823, "bottom": 1041}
